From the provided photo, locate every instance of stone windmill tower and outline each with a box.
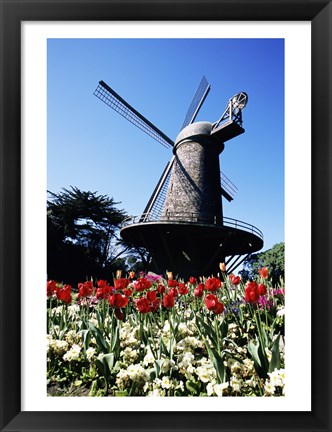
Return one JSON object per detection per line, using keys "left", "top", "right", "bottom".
{"left": 94, "top": 77, "right": 263, "bottom": 278}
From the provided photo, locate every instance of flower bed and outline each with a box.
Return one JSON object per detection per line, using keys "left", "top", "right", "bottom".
{"left": 47, "top": 268, "right": 285, "bottom": 397}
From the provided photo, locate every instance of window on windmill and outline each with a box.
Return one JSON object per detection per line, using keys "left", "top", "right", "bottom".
{"left": 182, "top": 250, "right": 191, "bottom": 261}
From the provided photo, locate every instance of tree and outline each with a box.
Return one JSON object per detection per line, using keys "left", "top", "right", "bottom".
{"left": 239, "top": 242, "right": 284, "bottom": 285}
{"left": 47, "top": 187, "right": 128, "bottom": 284}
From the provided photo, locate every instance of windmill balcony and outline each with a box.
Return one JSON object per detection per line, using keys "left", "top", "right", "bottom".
{"left": 121, "top": 212, "right": 263, "bottom": 241}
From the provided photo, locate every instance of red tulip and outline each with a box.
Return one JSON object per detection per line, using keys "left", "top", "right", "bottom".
{"left": 204, "top": 294, "right": 218, "bottom": 310}
{"left": 229, "top": 274, "right": 241, "bottom": 285}
{"left": 114, "top": 278, "right": 130, "bottom": 290}
{"left": 162, "top": 293, "right": 175, "bottom": 308}
{"left": 189, "top": 276, "right": 197, "bottom": 285}
{"left": 178, "top": 283, "right": 189, "bottom": 295}
{"left": 123, "top": 288, "right": 133, "bottom": 297}
{"left": 47, "top": 280, "right": 57, "bottom": 297}
{"left": 146, "top": 291, "right": 157, "bottom": 302}
{"left": 244, "top": 281, "right": 260, "bottom": 303}
{"left": 168, "top": 279, "right": 179, "bottom": 288}
{"left": 133, "top": 277, "right": 152, "bottom": 292}
{"left": 194, "top": 285, "right": 204, "bottom": 298}
{"left": 96, "top": 283, "right": 113, "bottom": 300}
{"left": 213, "top": 301, "right": 225, "bottom": 315}
{"left": 204, "top": 294, "right": 224, "bottom": 314}
{"left": 56, "top": 284, "right": 72, "bottom": 304}
{"left": 108, "top": 293, "right": 128, "bottom": 309}
{"left": 149, "top": 299, "right": 160, "bottom": 313}
{"left": 157, "top": 284, "right": 166, "bottom": 294}
{"left": 205, "top": 277, "right": 222, "bottom": 292}
{"left": 169, "top": 287, "right": 178, "bottom": 297}
{"left": 258, "top": 267, "right": 269, "bottom": 279}
{"left": 258, "top": 283, "right": 267, "bottom": 296}
{"left": 135, "top": 297, "right": 151, "bottom": 314}
{"left": 78, "top": 281, "right": 93, "bottom": 298}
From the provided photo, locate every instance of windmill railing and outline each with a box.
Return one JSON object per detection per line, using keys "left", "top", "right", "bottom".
{"left": 121, "top": 212, "right": 263, "bottom": 240}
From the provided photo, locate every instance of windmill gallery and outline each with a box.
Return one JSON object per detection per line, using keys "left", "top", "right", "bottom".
{"left": 94, "top": 76, "right": 263, "bottom": 278}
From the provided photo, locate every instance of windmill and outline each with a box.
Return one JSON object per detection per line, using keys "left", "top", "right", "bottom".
{"left": 94, "top": 76, "right": 263, "bottom": 278}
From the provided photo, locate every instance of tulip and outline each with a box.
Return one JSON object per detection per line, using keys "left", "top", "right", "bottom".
{"left": 205, "top": 277, "right": 222, "bottom": 292}
{"left": 229, "top": 274, "right": 241, "bottom": 285}
{"left": 108, "top": 293, "right": 128, "bottom": 309}
{"left": 162, "top": 293, "right": 175, "bottom": 308}
{"left": 219, "top": 262, "right": 227, "bottom": 272}
{"left": 258, "top": 267, "right": 269, "bottom": 279}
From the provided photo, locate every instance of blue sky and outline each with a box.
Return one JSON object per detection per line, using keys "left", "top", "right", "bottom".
{"left": 47, "top": 38, "right": 284, "bottom": 253}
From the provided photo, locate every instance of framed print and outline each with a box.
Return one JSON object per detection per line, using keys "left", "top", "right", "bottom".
{"left": 0, "top": 0, "right": 331, "bottom": 431}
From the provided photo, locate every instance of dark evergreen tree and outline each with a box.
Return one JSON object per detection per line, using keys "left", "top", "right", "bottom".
{"left": 47, "top": 187, "right": 127, "bottom": 285}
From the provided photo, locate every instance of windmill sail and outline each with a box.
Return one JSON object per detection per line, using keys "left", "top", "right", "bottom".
{"left": 181, "top": 75, "right": 211, "bottom": 130}
{"left": 94, "top": 81, "right": 174, "bottom": 149}
{"left": 141, "top": 157, "right": 175, "bottom": 221}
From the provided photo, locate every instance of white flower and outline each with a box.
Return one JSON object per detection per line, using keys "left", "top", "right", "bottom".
{"left": 206, "top": 382, "right": 215, "bottom": 396}
{"left": 54, "top": 339, "right": 69, "bottom": 355}
{"left": 65, "top": 330, "right": 78, "bottom": 345}
{"left": 63, "top": 344, "right": 81, "bottom": 362}
{"left": 86, "top": 347, "right": 96, "bottom": 361}
{"left": 264, "top": 381, "right": 275, "bottom": 396}
{"left": 175, "top": 380, "right": 184, "bottom": 392}
{"left": 214, "top": 382, "right": 229, "bottom": 397}
{"left": 148, "top": 388, "right": 163, "bottom": 397}
{"left": 67, "top": 304, "right": 80, "bottom": 318}
{"left": 143, "top": 346, "right": 155, "bottom": 366}
{"left": 277, "top": 307, "right": 285, "bottom": 317}
{"left": 196, "top": 365, "right": 216, "bottom": 383}
{"left": 230, "top": 376, "right": 242, "bottom": 392}
{"left": 230, "top": 361, "right": 242, "bottom": 375}
{"left": 52, "top": 306, "right": 64, "bottom": 316}
{"left": 161, "top": 376, "right": 172, "bottom": 389}
{"left": 46, "top": 335, "right": 53, "bottom": 352}
{"left": 268, "top": 368, "right": 285, "bottom": 387}
{"left": 121, "top": 347, "right": 138, "bottom": 363}
{"left": 126, "top": 364, "right": 149, "bottom": 382}
{"left": 161, "top": 359, "right": 176, "bottom": 374}
{"left": 89, "top": 317, "right": 99, "bottom": 327}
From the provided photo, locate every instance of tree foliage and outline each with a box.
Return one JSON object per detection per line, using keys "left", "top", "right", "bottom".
{"left": 47, "top": 187, "right": 128, "bottom": 284}
{"left": 239, "top": 242, "right": 285, "bottom": 285}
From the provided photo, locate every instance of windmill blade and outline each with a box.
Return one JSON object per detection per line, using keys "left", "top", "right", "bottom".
{"left": 94, "top": 80, "right": 174, "bottom": 149}
{"left": 180, "top": 75, "right": 211, "bottom": 130}
{"left": 141, "top": 156, "right": 175, "bottom": 221}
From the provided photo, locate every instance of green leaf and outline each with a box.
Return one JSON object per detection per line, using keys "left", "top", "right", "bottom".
{"left": 269, "top": 334, "right": 281, "bottom": 373}
{"left": 159, "top": 336, "right": 169, "bottom": 357}
{"left": 89, "top": 379, "right": 98, "bottom": 396}
{"left": 103, "top": 353, "right": 115, "bottom": 374}
{"left": 88, "top": 323, "right": 110, "bottom": 353}
{"left": 196, "top": 315, "right": 217, "bottom": 347}
{"left": 200, "top": 333, "right": 226, "bottom": 383}
{"left": 248, "top": 337, "right": 269, "bottom": 378}
{"left": 219, "top": 320, "right": 228, "bottom": 339}
{"left": 154, "top": 359, "right": 164, "bottom": 378}
{"left": 185, "top": 379, "right": 200, "bottom": 395}
{"left": 79, "top": 329, "right": 91, "bottom": 351}
{"left": 110, "top": 323, "right": 120, "bottom": 358}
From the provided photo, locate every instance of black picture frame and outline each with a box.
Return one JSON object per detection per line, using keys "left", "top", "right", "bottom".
{"left": 0, "top": 1, "right": 331, "bottom": 431}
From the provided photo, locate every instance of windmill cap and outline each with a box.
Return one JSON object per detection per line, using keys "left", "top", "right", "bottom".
{"left": 175, "top": 121, "right": 213, "bottom": 145}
